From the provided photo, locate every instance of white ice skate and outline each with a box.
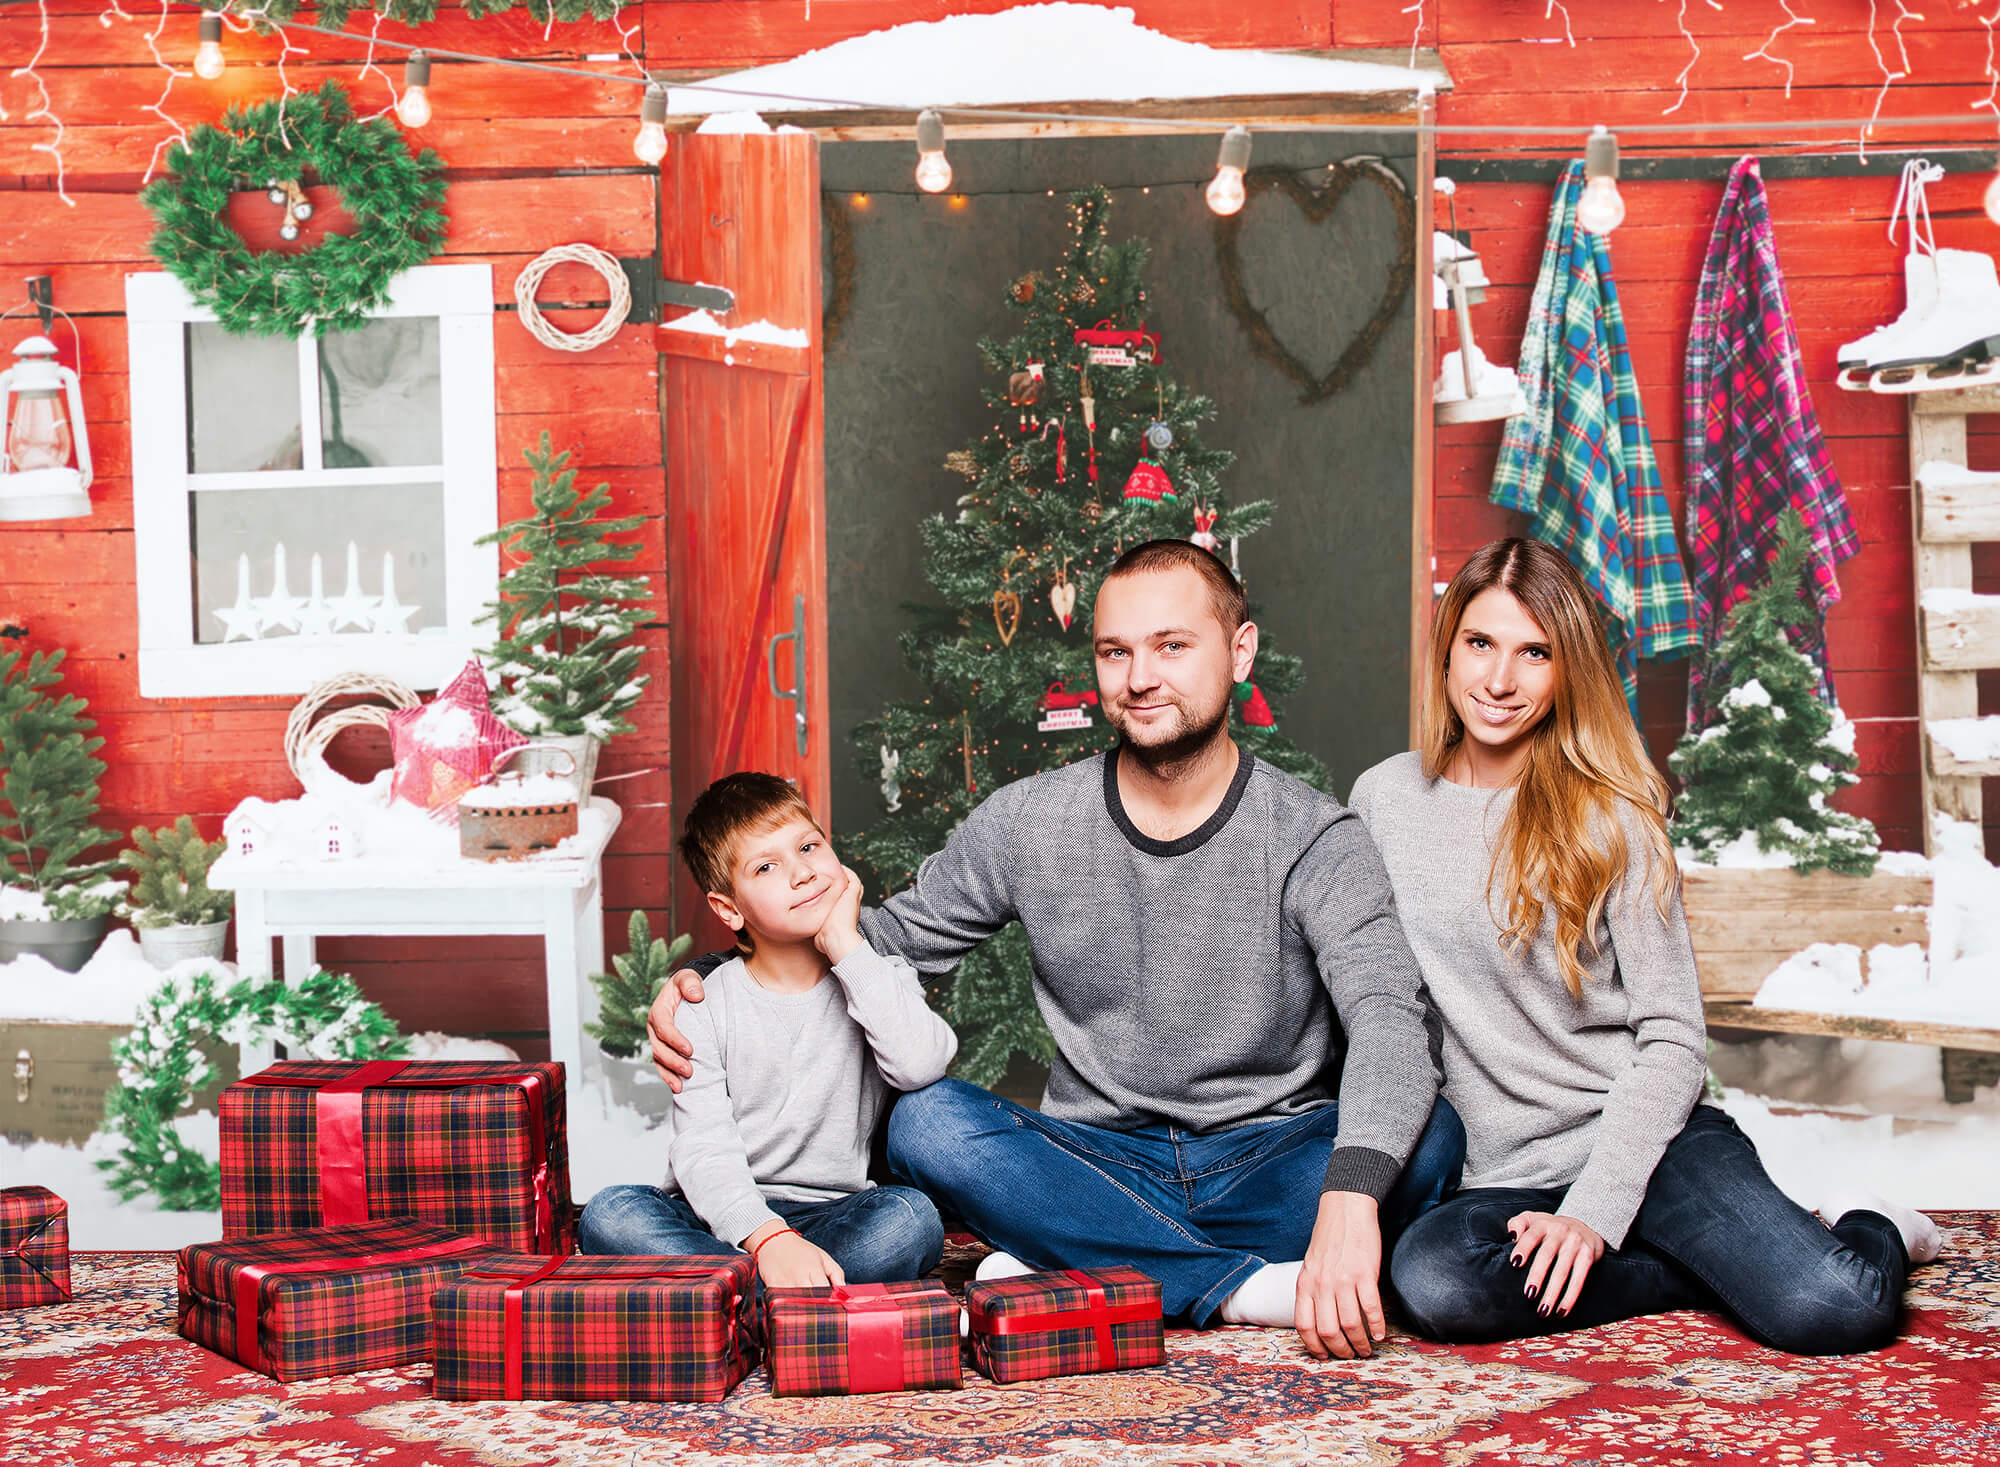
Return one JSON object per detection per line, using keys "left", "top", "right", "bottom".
{"left": 1838, "top": 159, "right": 2000, "bottom": 394}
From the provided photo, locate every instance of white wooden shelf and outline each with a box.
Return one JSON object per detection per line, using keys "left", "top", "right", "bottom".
{"left": 1915, "top": 460, "right": 2000, "bottom": 542}
{"left": 1928, "top": 715, "right": 2000, "bottom": 779}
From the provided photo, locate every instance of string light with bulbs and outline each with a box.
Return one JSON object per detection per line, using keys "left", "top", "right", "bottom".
{"left": 633, "top": 84, "right": 668, "bottom": 165}
{"left": 396, "top": 50, "right": 431, "bottom": 129}
{"left": 1578, "top": 125, "right": 1626, "bottom": 234}
{"left": 914, "top": 108, "right": 952, "bottom": 192}
{"left": 192, "top": 10, "right": 224, "bottom": 79}
{"left": 1206, "top": 125, "right": 1251, "bottom": 216}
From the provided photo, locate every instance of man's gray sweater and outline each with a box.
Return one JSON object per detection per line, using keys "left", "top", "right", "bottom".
{"left": 858, "top": 746, "right": 1443, "bottom": 1201}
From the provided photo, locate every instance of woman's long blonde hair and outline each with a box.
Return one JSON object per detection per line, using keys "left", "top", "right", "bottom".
{"left": 1421, "top": 539, "right": 1678, "bottom": 997}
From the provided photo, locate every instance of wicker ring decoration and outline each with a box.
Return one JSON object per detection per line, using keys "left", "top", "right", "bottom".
{"left": 286, "top": 670, "right": 421, "bottom": 796}
{"left": 514, "top": 242, "right": 633, "bottom": 353}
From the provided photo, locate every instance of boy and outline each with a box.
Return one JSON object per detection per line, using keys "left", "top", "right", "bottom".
{"left": 578, "top": 772, "right": 956, "bottom": 1287}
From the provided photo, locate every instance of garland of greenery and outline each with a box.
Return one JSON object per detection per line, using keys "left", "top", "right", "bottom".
{"left": 100, "top": 966, "right": 407, "bottom": 1212}
{"left": 213, "top": 0, "right": 623, "bottom": 31}
{"left": 141, "top": 83, "right": 447, "bottom": 339}
{"left": 1213, "top": 159, "right": 1415, "bottom": 405}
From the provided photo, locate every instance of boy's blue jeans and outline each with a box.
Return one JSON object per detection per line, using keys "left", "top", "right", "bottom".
{"left": 1389, "top": 1104, "right": 1909, "bottom": 1355}
{"left": 578, "top": 1184, "right": 945, "bottom": 1284}
{"left": 886, "top": 1077, "right": 1465, "bottom": 1325}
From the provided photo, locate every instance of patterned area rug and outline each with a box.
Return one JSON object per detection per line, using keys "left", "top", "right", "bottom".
{"left": 5, "top": 1214, "right": 1998, "bottom": 1467}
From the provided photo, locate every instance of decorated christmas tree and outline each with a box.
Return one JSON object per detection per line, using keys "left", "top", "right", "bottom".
{"left": 849, "top": 187, "right": 1327, "bottom": 1085}
{"left": 1670, "top": 510, "right": 1879, "bottom": 874}
{"left": 0, "top": 642, "right": 122, "bottom": 920}
{"left": 478, "top": 432, "right": 652, "bottom": 741}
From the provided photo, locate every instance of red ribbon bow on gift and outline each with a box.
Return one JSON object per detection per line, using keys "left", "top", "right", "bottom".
{"left": 463, "top": 1257, "right": 746, "bottom": 1400}
{"left": 967, "top": 1270, "right": 1159, "bottom": 1372}
{"left": 240, "top": 1061, "right": 557, "bottom": 1253}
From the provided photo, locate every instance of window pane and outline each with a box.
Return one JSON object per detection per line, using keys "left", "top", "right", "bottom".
{"left": 318, "top": 318, "right": 443, "bottom": 468}
{"left": 191, "top": 483, "right": 447, "bottom": 645}
{"left": 186, "top": 324, "right": 302, "bottom": 472}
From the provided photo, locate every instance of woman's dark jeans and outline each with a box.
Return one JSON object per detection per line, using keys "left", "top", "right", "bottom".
{"left": 1389, "top": 1104, "right": 1910, "bottom": 1355}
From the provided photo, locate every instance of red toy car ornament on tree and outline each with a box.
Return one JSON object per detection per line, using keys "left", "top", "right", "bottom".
{"left": 1072, "top": 321, "right": 1161, "bottom": 367}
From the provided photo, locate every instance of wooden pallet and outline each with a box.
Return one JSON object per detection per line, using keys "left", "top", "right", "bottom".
{"left": 1912, "top": 386, "right": 2000, "bottom": 855}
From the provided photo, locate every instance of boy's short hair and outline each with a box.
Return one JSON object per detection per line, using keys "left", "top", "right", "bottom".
{"left": 678, "top": 772, "right": 822, "bottom": 900}
{"left": 1102, "top": 539, "right": 1247, "bottom": 632}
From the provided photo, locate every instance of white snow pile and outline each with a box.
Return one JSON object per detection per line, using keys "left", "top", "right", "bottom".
{"left": 1433, "top": 344, "right": 1524, "bottom": 406}
{"left": 1929, "top": 715, "right": 2000, "bottom": 765}
{"left": 696, "top": 110, "right": 773, "bottom": 134}
{"left": 0, "top": 886, "right": 52, "bottom": 922}
{"left": 669, "top": 4, "right": 1438, "bottom": 116}
{"left": 1752, "top": 818, "right": 2000, "bottom": 1028}
{"left": 221, "top": 774, "right": 614, "bottom": 872}
{"left": 0, "top": 930, "right": 224, "bottom": 1026}
{"left": 660, "top": 309, "right": 811, "bottom": 349}
{"left": 459, "top": 774, "right": 580, "bottom": 811}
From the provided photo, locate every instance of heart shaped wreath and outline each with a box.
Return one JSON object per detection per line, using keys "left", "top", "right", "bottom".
{"left": 142, "top": 83, "right": 448, "bottom": 338}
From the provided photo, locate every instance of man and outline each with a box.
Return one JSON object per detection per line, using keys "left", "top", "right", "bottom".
{"left": 649, "top": 540, "right": 1461, "bottom": 1359}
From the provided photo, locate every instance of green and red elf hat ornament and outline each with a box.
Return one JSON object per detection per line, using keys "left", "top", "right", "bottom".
{"left": 1234, "top": 679, "right": 1275, "bottom": 728}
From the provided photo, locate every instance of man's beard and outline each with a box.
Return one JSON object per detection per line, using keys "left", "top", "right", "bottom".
{"left": 1108, "top": 690, "right": 1231, "bottom": 776}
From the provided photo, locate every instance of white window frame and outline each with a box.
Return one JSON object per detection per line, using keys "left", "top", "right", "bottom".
{"left": 125, "top": 264, "right": 498, "bottom": 699}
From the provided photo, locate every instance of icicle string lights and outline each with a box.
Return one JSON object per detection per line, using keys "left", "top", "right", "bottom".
{"left": 9, "top": 0, "right": 73, "bottom": 206}
{"left": 1745, "top": 1, "right": 1816, "bottom": 99}
{"left": 140, "top": 0, "right": 191, "bottom": 186}
{"left": 1663, "top": 0, "right": 1725, "bottom": 118}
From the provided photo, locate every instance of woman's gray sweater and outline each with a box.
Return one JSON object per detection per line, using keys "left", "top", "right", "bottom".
{"left": 1348, "top": 751, "right": 1708, "bottom": 1247}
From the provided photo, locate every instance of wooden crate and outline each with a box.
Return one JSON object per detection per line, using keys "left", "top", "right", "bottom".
{"left": 1681, "top": 866, "right": 1934, "bottom": 1004}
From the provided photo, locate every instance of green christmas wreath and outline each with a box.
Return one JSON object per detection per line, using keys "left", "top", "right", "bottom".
{"left": 141, "top": 82, "right": 447, "bottom": 338}
{"left": 99, "top": 965, "right": 407, "bottom": 1212}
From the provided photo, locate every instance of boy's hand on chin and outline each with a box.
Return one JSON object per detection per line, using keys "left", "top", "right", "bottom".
{"left": 813, "top": 865, "right": 867, "bottom": 966}
{"left": 752, "top": 1230, "right": 846, "bottom": 1289}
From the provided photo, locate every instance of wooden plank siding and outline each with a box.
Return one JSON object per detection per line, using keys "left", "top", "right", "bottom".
{"left": 2, "top": 1, "right": 1995, "bottom": 1052}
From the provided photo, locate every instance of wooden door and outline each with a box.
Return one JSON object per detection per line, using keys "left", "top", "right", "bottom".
{"left": 660, "top": 131, "right": 828, "bottom": 952}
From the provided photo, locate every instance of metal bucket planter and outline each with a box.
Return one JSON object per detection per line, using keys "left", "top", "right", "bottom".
{"left": 602, "top": 1054, "right": 673, "bottom": 1123}
{"left": 516, "top": 732, "right": 600, "bottom": 801}
{"left": 0, "top": 914, "right": 110, "bottom": 973}
{"left": 137, "top": 919, "right": 231, "bottom": 969}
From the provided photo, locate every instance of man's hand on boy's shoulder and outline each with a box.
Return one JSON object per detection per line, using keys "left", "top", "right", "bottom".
{"left": 648, "top": 966, "right": 714, "bottom": 1092}
{"left": 743, "top": 1220, "right": 846, "bottom": 1289}
{"left": 813, "top": 865, "right": 867, "bottom": 968}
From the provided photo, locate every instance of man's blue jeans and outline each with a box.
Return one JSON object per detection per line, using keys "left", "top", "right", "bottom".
{"left": 886, "top": 1077, "right": 1465, "bottom": 1325}
{"left": 1390, "top": 1104, "right": 1910, "bottom": 1355}
{"left": 577, "top": 1184, "right": 945, "bottom": 1284}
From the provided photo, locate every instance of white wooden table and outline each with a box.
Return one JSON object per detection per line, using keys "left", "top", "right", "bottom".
{"left": 211, "top": 797, "right": 622, "bottom": 1099}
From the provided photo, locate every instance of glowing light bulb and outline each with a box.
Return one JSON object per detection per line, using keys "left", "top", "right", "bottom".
{"left": 193, "top": 12, "right": 225, "bottom": 80}
{"left": 915, "top": 109, "right": 951, "bottom": 193}
{"left": 1986, "top": 171, "right": 2000, "bottom": 227}
{"left": 397, "top": 51, "right": 432, "bottom": 128}
{"left": 634, "top": 84, "right": 669, "bottom": 166}
{"left": 1207, "top": 126, "right": 1252, "bottom": 217}
{"left": 1578, "top": 125, "right": 1625, "bottom": 234}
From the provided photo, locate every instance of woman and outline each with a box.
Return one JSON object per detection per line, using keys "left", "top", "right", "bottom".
{"left": 1350, "top": 538, "right": 1938, "bottom": 1354}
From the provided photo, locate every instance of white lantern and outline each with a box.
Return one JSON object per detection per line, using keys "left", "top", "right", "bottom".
{"left": 0, "top": 334, "right": 93, "bottom": 521}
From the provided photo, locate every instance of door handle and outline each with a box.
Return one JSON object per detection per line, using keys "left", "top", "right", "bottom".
{"left": 765, "top": 593, "right": 808, "bottom": 756}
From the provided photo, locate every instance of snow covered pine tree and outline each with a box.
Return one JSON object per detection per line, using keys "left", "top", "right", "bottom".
{"left": 1670, "top": 509, "right": 1879, "bottom": 875}
{"left": 849, "top": 186, "right": 1328, "bottom": 1086}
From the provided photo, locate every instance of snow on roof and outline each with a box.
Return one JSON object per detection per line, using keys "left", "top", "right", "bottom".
{"left": 669, "top": 4, "right": 1439, "bottom": 118}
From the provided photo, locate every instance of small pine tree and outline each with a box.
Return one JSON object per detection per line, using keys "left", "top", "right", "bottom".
{"left": 0, "top": 644, "right": 121, "bottom": 920}
{"left": 848, "top": 187, "right": 1329, "bottom": 1086}
{"left": 478, "top": 432, "right": 652, "bottom": 741}
{"left": 1670, "top": 510, "right": 1879, "bottom": 875}
{"left": 585, "top": 910, "right": 693, "bottom": 1059}
{"left": 122, "top": 816, "right": 232, "bottom": 929}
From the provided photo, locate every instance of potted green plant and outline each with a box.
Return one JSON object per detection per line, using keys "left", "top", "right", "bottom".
{"left": 585, "top": 910, "right": 690, "bottom": 1119}
{"left": 0, "top": 642, "right": 122, "bottom": 972}
{"left": 477, "top": 433, "right": 652, "bottom": 797}
{"left": 121, "top": 816, "right": 233, "bottom": 968}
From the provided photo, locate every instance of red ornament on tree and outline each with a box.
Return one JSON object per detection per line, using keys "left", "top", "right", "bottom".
{"left": 1234, "top": 679, "right": 1275, "bottom": 729}
{"left": 388, "top": 660, "right": 527, "bottom": 821}
{"left": 1122, "top": 456, "right": 1175, "bottom": 503}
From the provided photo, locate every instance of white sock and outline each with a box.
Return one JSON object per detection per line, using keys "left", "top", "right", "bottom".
{"left": 1820, "top": 1187, "right": 1943, "bottom": 1265}
{"left": 974, "top": 1250, "right": 1036, "bottom": 1282}
{"left": 1218, "top": 1261, "right": 1301, "bottom": 1328}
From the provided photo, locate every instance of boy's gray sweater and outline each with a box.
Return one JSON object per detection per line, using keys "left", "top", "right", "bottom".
{"left": 858, "top": 746, "right": 1443, "bottom": 1200}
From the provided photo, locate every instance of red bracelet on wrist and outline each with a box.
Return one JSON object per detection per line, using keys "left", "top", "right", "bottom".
{"left": 749, "top": 1227, "right": 800, "bottom": 1261}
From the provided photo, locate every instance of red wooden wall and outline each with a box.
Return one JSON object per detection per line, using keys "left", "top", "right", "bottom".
{"left": 2, "top": 2, "right": 1996, "bottom": 1050}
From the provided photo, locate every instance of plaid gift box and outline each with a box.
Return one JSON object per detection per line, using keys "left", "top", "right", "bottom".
{"left": 764, "top": 1279, "right": 961, "bottom": 1397}
{"left": 177, "top": 1219, "right": 492, "bottom": 1381}
{"left": 0, "top": 1186, "right": 72, "bottom": 1309}
{"left": 966, "top": 1267, "right": 1164, "bottom": 1383}
{"left": 220, "top": 1060, "right": 570, "bottom": 1253}
{"left": 432, "top": 1253, "right": 758, "bottom": 1402}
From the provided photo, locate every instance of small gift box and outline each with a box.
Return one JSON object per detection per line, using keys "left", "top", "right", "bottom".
{"left": 220, "top": 1059, "right": 570, "bottom": 1254}
{"left": 0, "top": 1186, "right": 73, "bottom": 1309}
{"left": 177, "top": 1220, "right": 491, "bottom": 1381}
{"left": 764, "top": 1279, "right": 961, "bottom": 1397}
{"left": 432, "top": 1253, "right": 758, "bottom": 1402}
{"left": 965, "top": 1266, "right": 1165, "bottom": 1383}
